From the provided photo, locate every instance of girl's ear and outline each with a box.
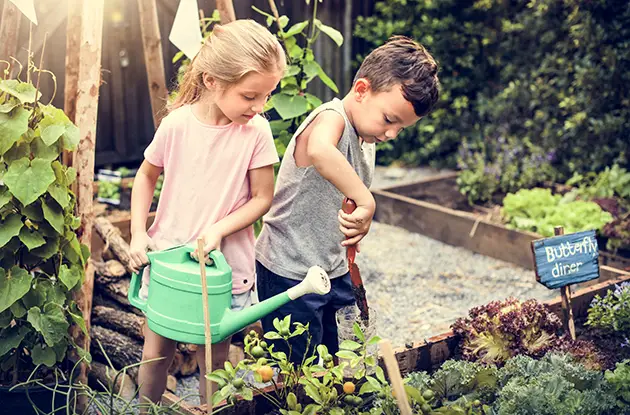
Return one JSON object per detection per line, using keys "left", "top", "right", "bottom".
{"left": 353, "top": 78, "right": 371, "bottom": 102}
{"left": 202, "top": 73, "right": 215, "bottom": 90}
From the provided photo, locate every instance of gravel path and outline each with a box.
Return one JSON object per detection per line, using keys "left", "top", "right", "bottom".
{"left": 356, "top": 222, "right": 557, "bottom": 348}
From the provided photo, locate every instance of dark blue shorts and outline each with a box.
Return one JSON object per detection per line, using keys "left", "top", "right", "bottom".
{"left": 256, "top": 261, "right": 355, "bottom": 365}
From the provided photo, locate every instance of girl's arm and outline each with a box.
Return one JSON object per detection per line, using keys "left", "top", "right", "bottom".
{"left": 129, "top": 160, "right": 163, "bottom": 272}
{"left": 197, "top": 164, "right": 275, "bottom": 256}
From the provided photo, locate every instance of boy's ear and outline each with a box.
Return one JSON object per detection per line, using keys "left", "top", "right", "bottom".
{"left": 353, "top": 78, "right": 371, "bottom": 102}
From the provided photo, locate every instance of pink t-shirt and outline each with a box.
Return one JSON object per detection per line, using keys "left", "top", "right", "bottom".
{"left": 143, "top": 105, "right": 279, "bottom": 293}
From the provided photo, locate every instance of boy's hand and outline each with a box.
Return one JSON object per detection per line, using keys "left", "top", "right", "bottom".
{"left": 129, "top": 232, "right": 157, "bottom": 273}
{"left": 338, "top": 205, "right": 374, "bottom": 247}
{"left": 191, "top": 229, "right": 223, "bottom": 265}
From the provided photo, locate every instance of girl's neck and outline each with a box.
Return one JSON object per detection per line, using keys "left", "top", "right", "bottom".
{"left": 191, "top": 96, "right": 232, "bottom": 126}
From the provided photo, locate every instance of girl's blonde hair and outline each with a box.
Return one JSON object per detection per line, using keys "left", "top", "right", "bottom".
{"left": 170, "top": 19, "right": 286, "bottom": 110}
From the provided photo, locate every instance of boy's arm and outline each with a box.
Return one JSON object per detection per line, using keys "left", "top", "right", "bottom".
{"left": 307, "top": 112, "right": 375, "bottom": 246}
{"left": 195, "top": 164, "right": 275, "bottom": 257}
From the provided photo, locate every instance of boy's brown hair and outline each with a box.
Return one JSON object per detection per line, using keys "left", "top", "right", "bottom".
{"left": 354, "top": 36, "right": 440, "bottom": 117}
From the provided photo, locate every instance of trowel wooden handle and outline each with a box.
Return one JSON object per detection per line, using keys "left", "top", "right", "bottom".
{"left": 342, "top": 198, "right": 357, "bottom": 215}
{"left": 341, "top": 198, "right": 357, "bottom": 263}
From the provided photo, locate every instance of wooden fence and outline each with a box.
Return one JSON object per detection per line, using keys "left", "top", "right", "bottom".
{"left": 0, "top": 0, "right": 376, "bottom": 167}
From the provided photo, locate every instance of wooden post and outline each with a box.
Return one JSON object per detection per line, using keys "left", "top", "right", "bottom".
{"left": 217, "top": 0, "right": 236, "bottom": 24}
{"left": 554, "top": 226, "right": 576, "bottom": 340}
{"left": 0, "top": 1, "right": 21, "bottom": 75}
{"left": 137, "top": 0, "right": 169, "bottom": 128}
{"left": 63, "top": 0, "right": 83, "bottom": 168}
{"left": 379, "top": 339, "right": 413, "bottom": 415}
{"left": 197, "top": 238, "right": 213, "bottom": 414}
{"left": 72, "top": 0, "right": 105, "bottom": 387}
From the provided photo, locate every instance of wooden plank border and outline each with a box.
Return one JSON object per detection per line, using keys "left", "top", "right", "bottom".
{"left": 373, "top": 176, "right": 630, "bottom": 279}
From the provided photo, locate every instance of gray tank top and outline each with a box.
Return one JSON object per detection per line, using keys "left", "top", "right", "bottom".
{"left": 255, "top": 98, "right": 375, "bottom": 280}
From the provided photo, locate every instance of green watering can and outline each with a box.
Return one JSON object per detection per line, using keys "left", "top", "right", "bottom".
{"left": 128, "top": 244, "right": 330, "bottom": 344}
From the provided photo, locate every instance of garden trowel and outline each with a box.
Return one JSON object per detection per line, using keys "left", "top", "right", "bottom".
{"left": 342, "top": 198, "right": 370, "bottom": 322}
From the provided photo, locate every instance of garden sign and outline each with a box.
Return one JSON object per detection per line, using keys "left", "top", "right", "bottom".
{"left": 531, "top": 227, "right": 600, "bottom": 339}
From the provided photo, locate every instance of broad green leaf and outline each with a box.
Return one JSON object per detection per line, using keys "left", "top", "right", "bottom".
{"left": 22, "top": 201, "right": 44, "bottom": 221}
{"left": 3, "top": 139, "right": 30, "bottom": 163}
{"left": 270, "top": 94, "right": 309, "bottom": 120}
{"left": 0, "top": 213, "right": 22, "bottom": 248}
{"left": 51, "top": 340, "right": 68, "bottom": 361}
{"left": 31, "top": 344, "right": 57, "bottom": 366}
{"left": 376, "top": 366, "right": 386, "bottom": 384}
{"left": 303, "top": 383, "right": 322, "bottom": 404}
{"left": 44, "top": 282, "right": 66, "bottom": 307}
{"left": 0, "top": 266, "right": 31, "bottom": 313}
{"left": 80, "top": 243, "right": 91, "bottom": 263}
{"left": 48, "top": 183, "right": 70, "bottom": 209}
{"left": 269, "top": 120, "right": 292, "bottom": 136}
{"left": 0, "top": 102, "right": 18, "bottom": 113}
{"left": 37, "top": 105, "right": 74, "bottom": 146}
{"left": 304, "top": 93, "right": 322, "bottom": 109}
{"left": 367, "top": 335, "right": 382, "bottom": 345}
{"left": 59, "top": 265, "right": 82, "bottom": 290}
{"left": 339, "top": 340, "right": 361, "bottom": 351}
{"left": 303, "top": 61, "right": 320, "bottom": 81}
{"left": 9, "top": 300, "right": 27, "bottom": 318}
{"left": 278, "top": 15, "right": 289, "bottom": 29}
{"left": 336, "top": 350, "right": 359, "bottom": 360}
{"left": 27, "top": 305, "right": 69, "bottom": 347}
{"left": 264, "top": 331, "right": 282, "bottom": 340}
{"left": 63, "top": 231, "right": 82, "bottom": 264}
{"left": 0, "top": 186, "right": 10, "bottom": 210}
{"left": 61, "top": 124, "right": 79, "bottom": 150}
{"left": 0, "top": 309, "right": 12, "bottom": 328}
{"left": 65, "top": 167, "right": 77, "bottom": 185}
{"left": 0, "top": 80, "right": 40, "bottom": 104}
{"left": 353, "top": 322, "right": 365, "bottom": 342}
{"left": 284, "top": 65, "right": 301, "bottom": 77}
{"left": 31, "top": 137, "right": 61, "bottom": 162}
{"left": 32, "top": 235, "right": 60, "bottom": 259}
{"left": 317, "top": 67, "right": 338, "bottom": 93}
{"left": 240, "top": 387, "right": 254, "bottom": 401}
{"left": 288, "top": 44, "right": 303, "bottom": 60}
{"left": 0, "top": 107, "right": 30, "bottom": 155}
{"left": 284, "top": 21, "right": 308, "bottom": 37}
{"left": 315, "top": 20, "right": 343, "bottom": 46}
{"left": 18, "top": 227, "right": 46, "bottom": 250}
{"left": 69, "top": 302, "right": 87, "bottom": 336}
{"left": 4, "top": 158, "right": 56, "bottom": 206}
{"left": 0, "top": 326, "right": 27, "bottom": 357}
{"left": 359, "top": 381, "right": 379, "bottom": 395}
{"left": 42, "top": 199, "right": 64, "bottom": 234}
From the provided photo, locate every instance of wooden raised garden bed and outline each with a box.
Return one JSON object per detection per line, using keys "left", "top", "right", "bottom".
{"left": 163, "top": 267, "right": 630, "bottom": 415}
{"left": 372, "top": 172, "right": 630, "bottom": 281}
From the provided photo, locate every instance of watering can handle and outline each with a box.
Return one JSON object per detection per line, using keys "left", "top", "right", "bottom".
{"left": 184, "top": 243, "right": 230, "bottom": 271}
{"left": 128, "top": 264, "right": 149, "bottom": 311}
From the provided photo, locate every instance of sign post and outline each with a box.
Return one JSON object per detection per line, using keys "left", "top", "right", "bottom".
{"left": 531, "top": 227, "right": 600, "bottom": 340}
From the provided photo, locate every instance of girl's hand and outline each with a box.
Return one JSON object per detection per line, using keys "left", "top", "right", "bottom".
{"left": 191, "top": 229, "right": 223, "bottom": 265}
{"left": 129, "top": 232, "right": 157, "bottom": 273}
{"left": 338, "top": 204, "right": 375, "bottom": 247}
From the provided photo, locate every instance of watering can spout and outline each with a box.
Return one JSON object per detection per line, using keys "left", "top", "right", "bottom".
{"left": 219, "top": 266, "right": 331, "bottom": 339}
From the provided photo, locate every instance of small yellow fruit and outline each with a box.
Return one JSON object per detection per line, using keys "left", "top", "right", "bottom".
{"left": 343, "top": 381, "right": 356, "bottom": 394}
{"left": 257, "top": 365, "right": 274, "bottom": 382}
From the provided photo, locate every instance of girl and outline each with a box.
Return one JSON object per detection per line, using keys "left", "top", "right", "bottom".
{"left": 128, "top": 19, "right": 286, "bottom": 409}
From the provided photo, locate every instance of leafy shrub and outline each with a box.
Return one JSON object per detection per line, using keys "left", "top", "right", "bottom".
{"left": 355, "top": 0, "right": 630, "bottom": 196}
{"left": 0, "top": 73, "right": 90, "bottom": 384}
{"left": 452, "top": 298, "right": 563, "bottom": 365}
{"left": 605, "top": 360, "right": 630, "bottom": 415}
{"left": 587, "top": 282, "right": 630, "bottom": 345}
{"left": 494, "top": 353, "right": 617, "bottom": 415}
{"left": 501, "top": 188, "right": 613, "bottom": 237}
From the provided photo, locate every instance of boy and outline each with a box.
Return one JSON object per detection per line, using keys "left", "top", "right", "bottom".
{"left": 255, "top": 36, "right": 440, "bottom": 363}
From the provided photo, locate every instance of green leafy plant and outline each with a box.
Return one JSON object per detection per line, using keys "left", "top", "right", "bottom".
{"left": 565, "top": 164, "right": 630, "bottom": 202}
{"left": 493, "top": 353, "right": 617, "bottom": 415}
{"left": 0, "top": 68, "right": 90, "bottom": 385}
{"left": 253, "top": 0, "right": 343, "bottom": 160}
{"left": 97, "top": 181, "right": 121, "bottom": 202}
{"left": 208, "top": 315, "right": 387, "bottom": 414}
{"left": 586, "top": 282, "right": 630, "bottom": 344}
{"left": 501, "top": 188, "right": 613, "bottom": 237}
{"left": 605, "top": 359, "right": 630, "bottom": 414}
